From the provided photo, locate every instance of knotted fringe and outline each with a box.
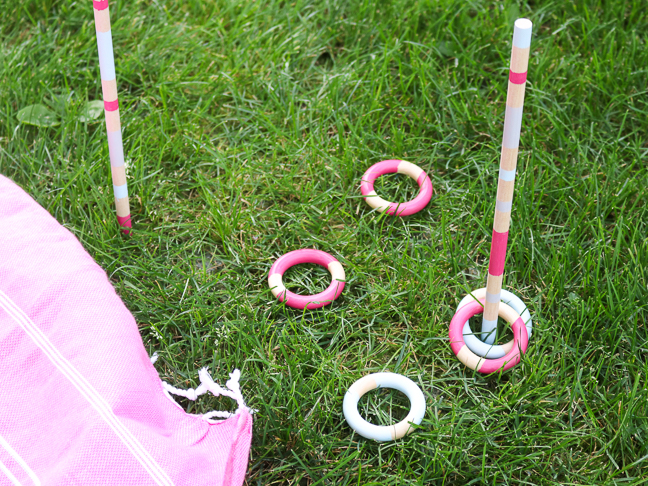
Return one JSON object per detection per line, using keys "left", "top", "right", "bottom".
{"left": 151, "top": 353, "right": 252, "bottom": 421}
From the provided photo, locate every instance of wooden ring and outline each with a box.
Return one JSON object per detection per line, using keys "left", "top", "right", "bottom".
{"left": 360, "top": 160, "right": 432, "bottom": 216}
{"left": 343, "top": 373, "right": 426, "bottom": 441}
{"left": 268, "top": 249, "right": 345, "bottom": 309}
{"left": 457, "top": 288, "right": 532, "bottom": 358}
{"left": 449, "top": 299, "right": 528, "bottom": 373}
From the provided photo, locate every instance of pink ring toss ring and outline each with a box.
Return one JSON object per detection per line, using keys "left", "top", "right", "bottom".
{"left": 449, "top": 299, "right": 529, "bottom": 374}
{"left": 360, "top": 160, "right": 433, "bottom": 216}
{"left": 268, "top": 249, "right": 345, "bottom": 310}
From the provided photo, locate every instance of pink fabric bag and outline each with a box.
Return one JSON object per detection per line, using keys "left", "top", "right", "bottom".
{"left": 0, "top": 175, "right": 252, "bottom": 485}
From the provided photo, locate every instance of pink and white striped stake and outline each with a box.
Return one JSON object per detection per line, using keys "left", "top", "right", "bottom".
{"left": 481, "top": 19, "right": 532, "bottom": 344}
{"left": 93, "top": 0, "right": 132, "bottom": 233}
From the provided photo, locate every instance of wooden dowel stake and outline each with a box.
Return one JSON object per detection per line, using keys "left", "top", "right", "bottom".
{"left": 93, "top": 0, "right": 132, "bottom": 233}
{"left": 481, "top": 18, "right": 532, "bottom": 344}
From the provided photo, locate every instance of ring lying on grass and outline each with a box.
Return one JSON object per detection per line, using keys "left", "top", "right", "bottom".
{"left": 457, "top": 288, "right": 532, "bottom": 359}
{"left": 360, "top": 160, "right": 432, "bottom": 216}
{"left": 449, "top": 299, "right": 528, "bottom": 373}
{"left": 268, "top": 249, "right": 345, "bottom": 310}
{"left": 343, "top": 372, "right": 426, "bottom": 441}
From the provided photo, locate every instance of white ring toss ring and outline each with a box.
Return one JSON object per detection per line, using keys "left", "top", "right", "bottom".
{"left": 457, "top": 288, "right": 532, "bottom": 359}
{"left": 343, "top": 372, "right": 426, "bottom": 441}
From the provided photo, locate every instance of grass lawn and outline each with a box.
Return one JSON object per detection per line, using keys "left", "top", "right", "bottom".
{"left": 2, "top": 0, "right": 648, "bottom": 483}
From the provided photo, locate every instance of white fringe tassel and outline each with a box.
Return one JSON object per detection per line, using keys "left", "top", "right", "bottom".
{"left": 151, "top": 354, "right": 251, "bottom": 421}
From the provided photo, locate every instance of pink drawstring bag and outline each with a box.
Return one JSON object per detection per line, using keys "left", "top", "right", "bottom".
{"left": 0, "top": 175, "right": 253, "bottom": 486}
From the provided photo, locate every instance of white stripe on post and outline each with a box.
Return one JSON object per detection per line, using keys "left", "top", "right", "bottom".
{"left": 512, "top": 19, "right": 533, "bottom": 48}
{"left": 113, "top": 183, "right": 128, "bottom": 200}
{"left": 96, "top": 30, "right": 116, "bottom": 81}
{"left": 481, "top": 318, "right": 498, "bottom": 340}
{"left": 498, "top": 168, "right": 516, "bottom": 182}
{"left": 485, "top": 292, "right": 501, "bottom": 304}
{"left": 502, "top": 105, "right": 523, "bottom": 149}
{"left": 496, "top": 200, "right": 512, "bottom": 212}
{"left": 107, "top": 130, "right": 125, "bottom": 167}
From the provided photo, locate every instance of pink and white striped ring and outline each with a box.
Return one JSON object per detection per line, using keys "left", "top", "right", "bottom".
{"left": 360, "top": 160, "right": 432, "bottom": 216}
{"left": 268, "top": 249, "right": 345, "bottom": 310}
{"left": 449, "top": 299, "right": 529, "bottom": 373}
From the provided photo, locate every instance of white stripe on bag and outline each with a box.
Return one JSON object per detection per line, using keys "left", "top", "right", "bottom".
{"left": 0, "top": 435, "right": 40, "bottom": 486}
{"left": 0, "top": 291, "right": 175, "bottom": 486}
{"left": 0, "top": 460, "right": 24, "bottom": 486}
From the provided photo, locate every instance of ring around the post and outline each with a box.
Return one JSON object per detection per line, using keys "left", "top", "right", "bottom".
{"left": 360, "top": 160, "right": 433, "bottom": 216}
{"left": 268, "top": 249, "right": 345, "bottom": 310}
{"left": 457, "top": 288, "right": 532, "bottom": 359}
{"left": 343, "top": 372, "right": 426, "bottom": 441}
{"left": 449, "top": 300, "right": 529, "bottom": 373}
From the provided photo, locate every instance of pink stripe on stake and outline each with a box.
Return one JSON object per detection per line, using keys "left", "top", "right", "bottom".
{"left": 93, "top": 0, "right": 109, "bottom": 10}
{"left": 488, "top": 230, "right": 509, "bottom": 276}
{"left": 104, "top": 99, "right": 119, "bottom": 111}
{"left": 117, "top": 214, "right": 132, "bottom": 232}
{"left": 509, "top": 70, "right": 527, "bottom": 84}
